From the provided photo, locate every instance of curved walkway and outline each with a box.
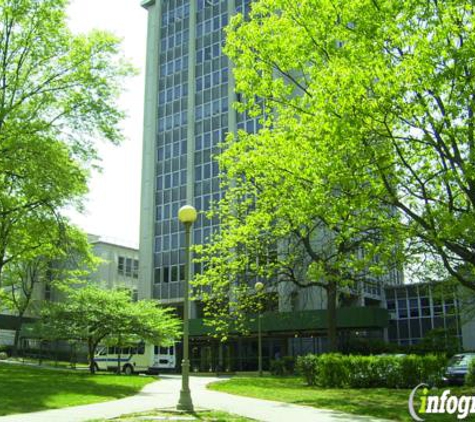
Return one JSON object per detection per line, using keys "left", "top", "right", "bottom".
{"left": 0, "top": 375, "right": 389, "bottom": 422}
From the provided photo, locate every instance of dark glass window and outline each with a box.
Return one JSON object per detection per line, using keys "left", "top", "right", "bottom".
{"left": 399, "top": 320, "right": 409, "bottom": 338}
{"left": 171, "top": 265, "right": 178, "bottom": 282}
{"left": 154, "top": 268, "right": 161, "bottom": 284}
{"left": 397, "top": 299, "right": 407, "bottom": 308}
{"left": 163, "top": 266, "right": 170, "bottom": 283}
{"left": 410, "top": 319, "right": 421, "bottom": 338}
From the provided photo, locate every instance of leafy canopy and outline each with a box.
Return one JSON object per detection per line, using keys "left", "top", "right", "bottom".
{"left": 41, "top": 285, "right": 181, "bottom": 346}
{"left": 41, "top": 285, "right": 181, "bottom": 372}
{"left": 0, "top": 0, "right": 134, "bottom": 286}
{"left": 223, "top": 0, "right": 475, "bottom": 289}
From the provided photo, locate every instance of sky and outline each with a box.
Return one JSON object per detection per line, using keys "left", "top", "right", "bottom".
{"left": 65, "top": 1, "right": 148, "bottom": 248}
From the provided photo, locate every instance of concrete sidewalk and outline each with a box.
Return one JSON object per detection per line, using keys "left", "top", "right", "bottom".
{"left": 0, "top": 375, "right": 389, "bottom": 422}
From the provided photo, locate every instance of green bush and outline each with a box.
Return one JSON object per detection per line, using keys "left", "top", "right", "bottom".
{"left": 270, "top": 356, "right": 295, "bottom": 376}
{"left": 297, "top": 353, "right": 447, "bottom": 388}
{"left": 347, "top": 355, "right": 401, "bottom": 388}
{"left": 317, "top": 354, "right": 350, "bottom": 388}
{"left": 0, "top": 352, "right": 7, "bottom": 360}
{"left": 465, "top": 359, "right": 475, "bottom": 387}
{"left": 296, "top": 354, "right": 319, "bottom": 386}
{"left": 399, "top": 354, "right": 423, "bottom": 387}
{"left": 0, "top": 345, "right": 11, "bottom": 356}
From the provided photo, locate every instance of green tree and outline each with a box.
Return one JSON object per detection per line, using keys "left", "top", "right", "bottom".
{"left": 41, "top": 285, "right": 181, "bottom": 374}
{"left": 0, "top": 222, "right": 93, "bottom": 355}
{"left": 223, "top": 0, "right": 475, "bottom": 291}
{"left": 194, "top": 126, "right": 400, "bottom": 351}
{"left": 0, "top": 0, "right": 134, "bottom": 286}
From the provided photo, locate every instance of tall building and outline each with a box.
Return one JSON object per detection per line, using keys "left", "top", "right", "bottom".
{"left": 139, "top": 0, "right": 256, "bottom": 313}
{"left": 138, "top": 0, "right": 401, "bottom": 370}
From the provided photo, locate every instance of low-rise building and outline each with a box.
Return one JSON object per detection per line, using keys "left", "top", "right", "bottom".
{"left": 0, "top": 235, "right": 139, "bottom": 346}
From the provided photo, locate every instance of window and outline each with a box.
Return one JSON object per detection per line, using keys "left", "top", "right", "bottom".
{"left": 125, "top": 258, "right": 132, "bottom": 277}
{"left": 132, "top": 259, "right": 139, "bottom": 279}
{"left": 118, "top": 256, "right": 137, "bottom": 278}
{"left": 118, "top": 256, "right": 124, "bottom": 274}
{"left": 163, "top": 234, "right": 170, "bottom": 250}
{"left": 398, "top": 308, "right": 408, "bottom": 319}
{"left": 154, "top": 268, "right": 161, "bottom": 284}
{"left": 171, "top": 265, "right": 178, "bottom": 282}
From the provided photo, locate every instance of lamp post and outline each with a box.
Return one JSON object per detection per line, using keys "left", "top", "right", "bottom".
{"left": 255, "top": 281, "right": 264, "bottom": 377}
{"left": 177, "top": 205, "right": 197, "bottom": 412}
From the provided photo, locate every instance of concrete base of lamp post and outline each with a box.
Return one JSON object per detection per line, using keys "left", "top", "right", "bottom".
{"left": 177, "top": 359, "right": 194, "bottom": 412}
{"left": 177, "top": 391, "right": 194, "bottom": 412}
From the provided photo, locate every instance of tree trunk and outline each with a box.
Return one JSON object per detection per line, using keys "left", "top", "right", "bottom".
{"left": 0, "top": 251, "right": 6, "bottom": 288}
{"left": 88, "top": 339, "right": 96, "bottom": 374}
{"left": 117, "top": 333, "right": 122, "bottom": 375}
{"left": 12, "top": 312, "right": 25, "bottom": 357}
{"left": 12, "top": 328, "right": 20, "bottom": 357}
{"left": 326, "top": 281, "right": 338, "bottom": 352}
{"left": 117, "top": 348, "right": 122, "bottom": 375}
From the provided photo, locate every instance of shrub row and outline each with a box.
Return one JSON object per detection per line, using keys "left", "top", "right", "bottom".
{"left": 466, "top": 359, "right": 475, "bottom": 387}
{"left": 269, "top": 356, "right": 295, "bottom": 376}
{"left": 296, "top": 353, "right": 447, "bottom": 388}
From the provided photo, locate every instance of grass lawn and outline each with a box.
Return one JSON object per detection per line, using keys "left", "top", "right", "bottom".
{"left": 0, "top": 363, "right": 156, "bottom": 416}
{"left": 208, "top": 376, "right": 475, "bottom": 421}
{"left": 91, "top": 409, "right": 256, "bottom": 421}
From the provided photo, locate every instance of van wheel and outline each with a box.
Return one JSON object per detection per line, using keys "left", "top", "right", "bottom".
{"left": 123, "top": 364, "right": 134, "bottom": 375}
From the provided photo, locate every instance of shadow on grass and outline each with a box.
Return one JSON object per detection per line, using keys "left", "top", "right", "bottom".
{"left": 0, "top": 363, "right": 153, "bottom": 416}
{"left": 290, "top": 389, "right": 408, "bottom": 421}
{"left": 209, "top": 376, "right": 475, "bottom": 422}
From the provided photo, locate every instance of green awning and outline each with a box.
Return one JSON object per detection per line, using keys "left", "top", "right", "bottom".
{"left": 189, "top": 307, "right": 389, "bottom": 337}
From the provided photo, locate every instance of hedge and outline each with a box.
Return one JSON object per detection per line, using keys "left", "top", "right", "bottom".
{"left": 296, "top": 353, "right": 447, "bottom": 388}
{"left": 465, "top": 359, "right": 475, "bottom": 387}
{"left": 269, "top": 356, "right": 295, "bottom": 376}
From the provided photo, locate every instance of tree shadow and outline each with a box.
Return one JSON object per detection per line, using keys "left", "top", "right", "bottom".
{"left": 0, "top": 363, "right": 150, "bottom": 416}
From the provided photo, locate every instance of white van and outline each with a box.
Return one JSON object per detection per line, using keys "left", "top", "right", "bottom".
{"left": 94, "top": 343, "right": 176, "bottom": 374}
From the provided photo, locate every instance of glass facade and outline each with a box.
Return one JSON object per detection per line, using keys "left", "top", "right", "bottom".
{"left": 385, "top": 284, "right": 461, "bottom": 346}
{"left": 154, "top": 0, "right": 191, "bottom": 300}
{"left": 152, "top": 0, "right": 257, "bottom": 300}
{"left": 193, "top": 0, "right": 228, "bottom": 262}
